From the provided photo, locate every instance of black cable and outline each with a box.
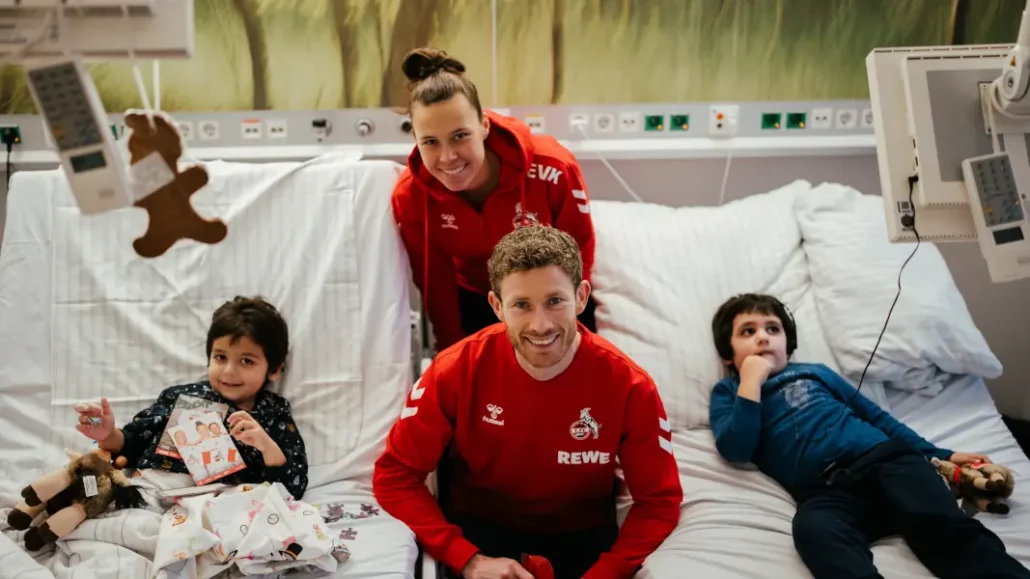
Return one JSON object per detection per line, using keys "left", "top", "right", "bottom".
{"left": 839, "top": 174, "right": 921, "bottom": 414}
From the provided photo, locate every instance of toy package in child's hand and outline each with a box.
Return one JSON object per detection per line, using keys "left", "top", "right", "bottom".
{"left": 168, "top": 410, "right": 246, "bottom": 485}
{"left": 156, "top": 395, "right": 230, "bottom": 459}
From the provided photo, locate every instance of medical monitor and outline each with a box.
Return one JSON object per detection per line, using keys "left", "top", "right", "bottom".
{"left": 867, "top": 44, "right": 1030, "bottom": 283}
{"left": 0, "top": 0, "right": 193, "bottom": 60}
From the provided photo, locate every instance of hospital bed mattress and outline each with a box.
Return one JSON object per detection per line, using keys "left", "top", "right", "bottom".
{"left": 637, "top": 375, "right": 1030, "bottom": 578}
{"left": 0, "top": 155, "right": 420, "bottom": 578}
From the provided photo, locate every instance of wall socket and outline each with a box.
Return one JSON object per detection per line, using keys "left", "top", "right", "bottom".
{"left": 569, "top": 113, "right": 589, "bottom": 133}
{"left": 198, "top": 120, "right": 219, "bottom": 141}
{"left": 861, "top": 108, "right": 874, "bottom": 128}
{"left": 266, "top": 119, "right": 288, "bottom": 139}
{"left": 594, "top": 113, "right": 614, "bottom": 133}
{"left": 810, "top": 108, "right": 833, "bottom": 129}
{"left": 525, "top": 114, "right": 546, "bottom": 134}
{"left": 241, "top": 119, "right": 262, "bottom": 139}
{"left": 176, "top": 121, "right": 194, "bottom": 141}
{"left": 619, "top": 111, "right": 642, "bottom": 132}
{"left": 708, "top": 105, "right": 740, "bottom": 137}
{"left": 835, "top": 108, "right": 858, "bottom": 129}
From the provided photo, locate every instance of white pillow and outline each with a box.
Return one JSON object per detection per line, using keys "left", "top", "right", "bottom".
{"left": 795, "top": 183, "right": 1001, "bottom": 395}
{"left": 591, "top": 180, "right": 828, "bottom": 430}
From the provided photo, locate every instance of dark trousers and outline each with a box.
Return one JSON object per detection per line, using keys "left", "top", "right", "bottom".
{"left": 792, "top": 439, "right": 1030, "bottom": 579}
{"left": 457, "top": 286, "right": 598, "bottom": 337}
{"left": 443, "top": 514, "right": 618, "bottom": 579}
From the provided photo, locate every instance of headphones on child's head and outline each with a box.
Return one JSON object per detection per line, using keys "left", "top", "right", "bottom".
{"left": 769, "top": 295, "right": 799, "bottom": 358}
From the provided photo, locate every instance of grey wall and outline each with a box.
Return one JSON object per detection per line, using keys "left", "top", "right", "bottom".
{"left": 3, "top": 153, "right": 1028, "bottom": 419}
{"left": 575, "top": 154, "right": 1030, "bottom": 420}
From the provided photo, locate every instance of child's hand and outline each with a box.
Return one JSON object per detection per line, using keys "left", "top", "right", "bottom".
{"left": 74, "top": 397, "right": 116, "bottom": 442}
{"left": 740, "top": 355, "right": 776, "bottom": 385}
{"left": 228, "top": 411, "right": 278, "bottom": 454}
{"left": 950, "top": 451, "right": 992, "bottom": 466}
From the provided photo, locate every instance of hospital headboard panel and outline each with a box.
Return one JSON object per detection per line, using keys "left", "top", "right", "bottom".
{"left": 0, "top": 155, "right": 412, "bottom": 486}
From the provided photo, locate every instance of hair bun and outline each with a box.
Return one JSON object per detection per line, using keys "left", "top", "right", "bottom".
{"left": 402, "top": 47, "right": 466, "bottom": 82}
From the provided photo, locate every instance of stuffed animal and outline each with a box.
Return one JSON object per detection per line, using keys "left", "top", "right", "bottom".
{"left": 124, "top": 111, "right": 227, "bottom": 258}
{"left": 931, "top": 457, "right": 1015, "bottom": 515}
{"left": 521, "top": 553, "right": 554, "bottom": 579}
{"left": 6, "top": 448, "right": 146, "bottom": 550}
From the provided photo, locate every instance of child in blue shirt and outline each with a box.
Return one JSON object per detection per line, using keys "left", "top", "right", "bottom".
{"left": 708, "top": 293, "right": 1029, "bottom": 579}
{"left": 73, "top": 296, "right": 308, "bottom": 500}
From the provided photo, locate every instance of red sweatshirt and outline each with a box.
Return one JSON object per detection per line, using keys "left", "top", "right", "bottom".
{"left": 391, "top": 111, "right": 596, "bottom": 351}
{"left": 373, "top": 324, "right": 683, "bottom": 579}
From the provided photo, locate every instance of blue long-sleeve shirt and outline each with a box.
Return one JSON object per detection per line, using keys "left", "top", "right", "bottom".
{"left": 709, "top": 362, "right": 952, "bottom": 496}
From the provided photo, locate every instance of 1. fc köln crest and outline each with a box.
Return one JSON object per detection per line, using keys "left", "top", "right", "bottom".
{"left": 512, "top": 202, "right": 539, "bottom": 228}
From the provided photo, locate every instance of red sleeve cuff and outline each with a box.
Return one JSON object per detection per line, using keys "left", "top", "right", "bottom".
{"left": 441, "top": 536, "right": 480, "bottom": 575}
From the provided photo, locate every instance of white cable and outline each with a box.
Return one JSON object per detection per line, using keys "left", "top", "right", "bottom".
{"left": 573, "top": 123, "right": 643, "bottom": 203}
{"left": 0, "top": 10, "right": 54, "bottom": 70}
{"left": 490, "top": 0, "right": 498, "bottom": 106}
{"left": 152, "top": 60, "right": 160, "bottom": 111}
{"left": 717, "top": 149, "right": 733, "bottom": 205}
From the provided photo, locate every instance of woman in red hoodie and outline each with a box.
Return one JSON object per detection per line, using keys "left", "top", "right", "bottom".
{"left": 392, "top": 47, "right": 597, "bottom": 352}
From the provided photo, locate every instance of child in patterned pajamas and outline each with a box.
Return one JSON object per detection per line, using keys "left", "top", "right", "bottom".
{"left": 74, "top": 296, "right": 309, "bottom": 500}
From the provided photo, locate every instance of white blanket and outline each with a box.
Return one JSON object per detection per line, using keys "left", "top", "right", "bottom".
{"left": 154, "top": 483, "right": 344, "bottom": 579}
{"left": 0, "top": 504, "right": 163, "bottom": 579}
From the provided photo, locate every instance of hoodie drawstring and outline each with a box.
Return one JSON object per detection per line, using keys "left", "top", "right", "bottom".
{"left": 519, "top": 181, "right": 528, "bottom": 226}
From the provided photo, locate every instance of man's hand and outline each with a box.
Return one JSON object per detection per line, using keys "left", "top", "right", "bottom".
{"left": 740, "top": 355, "right": 775, "bottom": 385}
{"left": 950, "top": 451, "right": 992, "bottom": 466}
{"left": 461, "top": 554, "right": 535, "bottom": 579}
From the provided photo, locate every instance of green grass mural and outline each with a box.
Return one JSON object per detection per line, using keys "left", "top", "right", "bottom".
{"left": 0, "top": 0, "right": 1020, "bottom": 113}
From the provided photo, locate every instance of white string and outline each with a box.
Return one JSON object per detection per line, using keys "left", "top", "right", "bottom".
{"left": 152, "top": 60, "right": 160, "bottom": 111}
{"left": 717, "top": 149, "right": 733, "bottom": 205}
{"left": 573, "top": 124, "right": 643, "bottom": 203}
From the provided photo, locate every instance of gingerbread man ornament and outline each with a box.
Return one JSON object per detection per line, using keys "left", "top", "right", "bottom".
{"left": 124, "top": 112, "right": 227, "bottom": 258}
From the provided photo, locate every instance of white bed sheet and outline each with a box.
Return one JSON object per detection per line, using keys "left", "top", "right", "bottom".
{"left": 633, "top": 376, "right": 1030, "bottom": 578}
{"left": 0, "top": 155, "right": 419, "bottom": 578}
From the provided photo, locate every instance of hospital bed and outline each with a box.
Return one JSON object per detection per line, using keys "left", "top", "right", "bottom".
{"left": 0, "top": 154, "right": 425, "bottom": 578}
{"left": 1, "top": 158, "right": 1027, "bottom": 579}
{"left": 588, "top": 180, "right": 1030, "bottom": 578}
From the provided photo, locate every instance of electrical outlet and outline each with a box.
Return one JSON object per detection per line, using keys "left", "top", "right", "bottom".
{"left": 835, "top": 108, "right": 858, "bottom": 129}
{"left": 198, "top": 120, "right": 219, "bottom": 141}
{"left": 241, "top": 119, "right": 262, "bottom": 139}
{"left": 266, "top": 119, "right": 287, "bottom": 139}
{"left": 177, "top": 121, "right": 194, "bottom": 141}
{"left": 708, "top": 105, "right": 739, "bottom": 137}
{"left": 861, "top": 108, "right": 874, "bottom": 128}
{"left": 594, "top": 113, "right": 614, "bottom": 133}
{"left": 525, "top": 114, "right": 546, "bottom": 134}
{"left": 569, "top": 113, "right": 589, "bottom": 133}
{"left": 619, "top": 112, "right": 642, "bottom": 132}
{"left": 810, "top": 108, "right": 832, "bottom": 129}
{"left": 670, "top": 114, "right": 689, "bottom": 131}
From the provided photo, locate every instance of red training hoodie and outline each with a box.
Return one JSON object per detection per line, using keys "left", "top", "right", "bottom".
{"left": 391, "top": 111, "right": 596, "bottom": 351}
{"left": 372, "top": 324, "right": 683, "bottom": 579}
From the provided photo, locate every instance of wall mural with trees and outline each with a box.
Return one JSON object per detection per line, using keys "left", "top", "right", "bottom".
{"left": 0, "top": 0, "right": 1022, "bottom": 114}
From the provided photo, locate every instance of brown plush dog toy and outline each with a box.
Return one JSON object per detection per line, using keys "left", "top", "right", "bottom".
{"left": 124, "top": 112, "right": 227, "bottom": 258}
{"left": 6, "top": 448, "right": 145, "bottom": 550}
{"left": 931, "top": 457, "right": 1015, "bottom": 515}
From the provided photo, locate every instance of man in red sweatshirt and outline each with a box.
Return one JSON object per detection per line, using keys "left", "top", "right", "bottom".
{"left": 390, "top": 47, "right": 596, "bottom": 353}
{"left": 373, "top": 225, "right": 683, "bottom": 579}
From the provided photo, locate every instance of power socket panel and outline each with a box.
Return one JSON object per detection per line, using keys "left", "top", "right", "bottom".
{"left": 241, "top": 119, "right": 262, "bottom": 139}
{"left": 619, "top": 111, "right": 642, "bottom": 132}
{"left": 569, "top": 113, "right": 589, "bottom": 133}
{"left": 709, "top": 105, "right": 740, "bottom": 137}
{"left": 810, "top": 107, "right": 833, "bottom": 129}
{"left": 266, "top": 119, "right": 288, "bottom": 139}
{"left": 594, "top": 113, "right": 614, "bottom": 133}
{"left": 835, "top": 108, "right": 858, "bottom": 129}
